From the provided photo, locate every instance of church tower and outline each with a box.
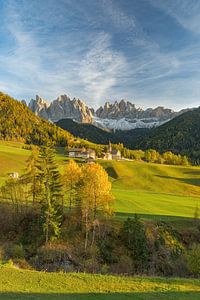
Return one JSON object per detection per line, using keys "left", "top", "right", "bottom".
{"left": 108, "top": 141, "right": 112, "bottom": 153}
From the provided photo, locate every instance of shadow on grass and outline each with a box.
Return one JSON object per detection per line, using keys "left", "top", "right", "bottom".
{"left": 104, "top": 166, "right": 119, "bottom": 179}
{"left": 155, "top": 175, "right": 200, "bottom": 188}
{"left": 184, "top": 170, "right": 200, "bottom": 176}
{"left": 115, "top": 211, "right": 193, "bottom": 221}
{"left": 0, "top": 292, "right": 200, "bottom": 300}
{"left": 115, "top": 212, "right": 197, "bottom": 229}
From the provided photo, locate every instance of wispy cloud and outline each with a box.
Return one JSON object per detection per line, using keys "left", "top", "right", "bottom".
{"left": 150, "top": 0, "right": 200, "bottom": 34}
{"left": 0, "top": 0, "right": 200, "bottom": 110}
{"left": 100, "top": 0, "right": 135, "bottom": 31}
{"left": 78, "top": 32, "right": 127, "bottom": 106}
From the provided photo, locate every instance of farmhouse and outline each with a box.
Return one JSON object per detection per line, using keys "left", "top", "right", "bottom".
{"left": 67, "top": 148, "right": 96, "bottom": 160}
{"left": 8, "top": 172, "right": 19, "bottom": 179}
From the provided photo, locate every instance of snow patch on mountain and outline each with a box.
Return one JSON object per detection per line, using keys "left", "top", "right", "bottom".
{"left": 93, "top": 117, "right": 169, "bottom": 131}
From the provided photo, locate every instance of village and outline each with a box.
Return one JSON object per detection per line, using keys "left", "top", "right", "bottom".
{"left": 67, "top": 142, "right": 122, "bottom": 161}
{"left": 7, "top": 143, "right": 121, "bottom": 179}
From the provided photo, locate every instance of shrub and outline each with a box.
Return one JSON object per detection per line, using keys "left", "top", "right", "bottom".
{"left": 0, "top": 246, "right": 5, "bottom": 262}
{"left": 5, "top": 243, "right": 25, "bottom": 259}
{"left": 185, "top": 244, "right": 200, "bottom": 276}
{"left": 31, "top": 242, "right": 74, "bottom": 272}
{"left": 13, "top": 258, "right": 33, "bottom": 270}
{"left": 121, "top": 215, "right": 148, "bottom": 271}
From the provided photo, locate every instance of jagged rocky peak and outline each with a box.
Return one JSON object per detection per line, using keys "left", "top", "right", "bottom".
{"left": 21, "top": 99, "right": 27, "bottom": 106}
{"left": 29, "top": 94, "right": 93, "bottom": 123}
{"left": 28, "top": 95, "right": 50, "bottom": 119}
{"left": 29, "top": 94, "right": 189, "bottom": 130}
{"left": 96, "top": 100, "right": 178, "bottom": 121}
{"left": 96, "top": 99, "right": 139, "bottom": 119}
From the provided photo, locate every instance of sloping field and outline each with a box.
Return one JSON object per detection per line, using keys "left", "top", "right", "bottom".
{"left": 1, "top": 141, "right": 200, "bottom": 219}
{"left": 0, "top": 266, "right": 199, "bottom": 300}
{"left": 0, "top": 141, "right": 30, "bottom": 185}
{"left": 100, "top": 160, "right": 200, "bottom": 220}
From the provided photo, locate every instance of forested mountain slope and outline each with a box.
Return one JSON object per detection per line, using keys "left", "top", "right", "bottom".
{"left": 0, "top": 92, "right": 73, "bottom": 146}
{"left": 56, "top": 118, "right": 149, "bottom": 146}
{"left": 133, "top": 108, "right": 200, "bottom": 163}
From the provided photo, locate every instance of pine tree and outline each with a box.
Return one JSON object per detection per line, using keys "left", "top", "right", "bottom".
{"left": 121, "top": 215, "right": 148, "bottom": 271}
{"left": 36, "top": 146, "right": 63, "bottom": 243}
{"left": 21, "top": 146, "right": 41, "bottom": 206}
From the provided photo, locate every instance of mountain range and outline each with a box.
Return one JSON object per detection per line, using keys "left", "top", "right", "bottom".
{"left": 28, "top": 95, "right": 93, "bottom": 123}
{"left": 1, "top": 91, "right": 200, "bottom": 163}
{"left": 56, "top": 107, "right": 200, "bottom": 164}
{"left": 28, "top": 95, "right": 189, "bottom": 130}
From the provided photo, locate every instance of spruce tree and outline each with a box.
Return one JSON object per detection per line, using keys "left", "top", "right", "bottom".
{"left": 37, "top": 146, "right": 63, "bottom": 243}
{"left": 121, "top": 215, "right": 148, "bottom": 271}
{"left": 21, "top": 146, "right": 41, "bottom": 206}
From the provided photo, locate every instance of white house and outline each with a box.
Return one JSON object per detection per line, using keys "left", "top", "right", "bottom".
{"left": 8, "top": 172, "right": 19, "bottom": 179}
{"left": 67, "top": 148, "right": 96, "bottom": 160}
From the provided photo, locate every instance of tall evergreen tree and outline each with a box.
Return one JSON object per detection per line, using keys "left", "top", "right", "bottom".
{"left": 21, "top": 146, "right": 41, "bottom": 206}
{"left": 121, "top": 215, "right": 148, "bottom": 271}
{"left": 36, "top": 146, "right": 63, "bottom": 243}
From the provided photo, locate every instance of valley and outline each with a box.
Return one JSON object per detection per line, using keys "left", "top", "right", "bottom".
{"left": 1, "top": 141, "right": 200, "bottom": 222}
{"left": 1, "top": 0, "right": 200, "bottom": 297}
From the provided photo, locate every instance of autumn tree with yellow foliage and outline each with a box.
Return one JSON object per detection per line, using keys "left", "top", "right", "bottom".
{"left": 79, "top": 163, "right": 114, "bottom": 251}
{"left": 63, "top": 160, "right": 82, "bottom": 211}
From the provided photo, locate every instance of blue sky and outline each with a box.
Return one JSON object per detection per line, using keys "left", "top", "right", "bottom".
{"left": 1, "top": 0, "right": 200, "bottom": 109}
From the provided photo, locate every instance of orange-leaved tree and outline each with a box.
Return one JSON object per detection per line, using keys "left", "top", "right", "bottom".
{"left": 79, "top": 163, "right": 114, "bottom": 251}
{"left": 63, "top": 159, "right": 82, "bottom": 211}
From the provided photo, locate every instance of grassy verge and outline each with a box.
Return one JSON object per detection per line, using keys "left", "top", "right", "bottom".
{"left": 0, "top": 266, "right": 199, "bottom": 299}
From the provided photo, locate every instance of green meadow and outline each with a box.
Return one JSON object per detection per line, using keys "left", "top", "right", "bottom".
{"left": 1, "top": 141, "right": 200, "bottom": 221}
{"left": 1, "top": 141, "right": 200, "bottom": 299}
{"left": 0, "top": 266, "right": 199, "bottom": 300}
{"left": 100, "top": 160, "right": 200, "bottom": 221}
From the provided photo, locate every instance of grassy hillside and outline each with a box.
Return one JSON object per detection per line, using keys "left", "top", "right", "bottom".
{"left": 1, "top": 141, "right": 200, "bottom": 220}
{"left": 0, "top": 141, "right": 30, "bottom": 185}
{"left": 0, "top": 266, "right": 199, "bottom": 300}
{"left": 100, "top": 160, "right": 200, "bottom": 221}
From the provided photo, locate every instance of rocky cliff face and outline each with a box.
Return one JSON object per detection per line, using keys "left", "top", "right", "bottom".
{"left": 29, "top": 95, "right": 50, "bottom": 120}
{"left": 96, "top": 99, "right": 178, "bottom": 120}
{"left": 28, "top": 95, "right": 93, "bottom": 123}
{"left": 29, "top": 96, "right": 189, "bottom": 130}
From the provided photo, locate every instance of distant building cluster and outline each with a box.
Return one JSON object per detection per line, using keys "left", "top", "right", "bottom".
{"left": 67, "top": 142, "right": 121, "bottom": 161}
{"left": 67, "top": 148, "right": 96, "bottom": 160}
{"left": 101, "top": 142, "right": 121, "bottom": 160}
{"left": 8, "top": 172, "right": 19, "bottom": 179}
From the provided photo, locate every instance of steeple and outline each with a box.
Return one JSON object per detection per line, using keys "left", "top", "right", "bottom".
{"left": 108, "top": 141, "right": 112, "bottom": 153}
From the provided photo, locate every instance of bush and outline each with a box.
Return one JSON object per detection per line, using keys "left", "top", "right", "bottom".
{"left": 13, "top": 258, "right": 33, "bottom": 270}
{"left": 121, "top": 215, "right": 148, "bottom": 271}
{"left": 185, "top": 244, "right": 200, "bottom": 276}
{"left": 31, "top": 242, "right": 74, "bottom": 272}
{"left": 110, "top": 254, "right": 133, "bottom": 275}
{"left": 5, "top": 243, "right": 25, "bottom": 259}
{"left": 0, "top": 246, "right": 5, "bottom": 262}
